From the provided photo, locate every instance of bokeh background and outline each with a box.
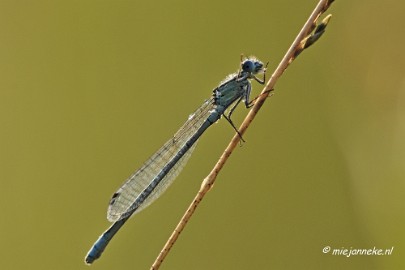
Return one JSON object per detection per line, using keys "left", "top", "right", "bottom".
{"left": 1, "top": 0, "right": 404, "bottom": 269}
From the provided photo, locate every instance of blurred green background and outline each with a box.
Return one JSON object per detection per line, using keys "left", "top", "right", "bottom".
{"left": 1, "top": 0, "right": 404, "bottom": 269}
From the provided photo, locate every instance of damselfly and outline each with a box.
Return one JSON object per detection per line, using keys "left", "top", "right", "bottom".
{"left": 85, "top": 56, "right": 267, "bottom": 264}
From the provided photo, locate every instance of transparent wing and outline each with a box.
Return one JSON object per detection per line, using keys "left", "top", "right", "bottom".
{"left": 107, "top": 98, "right": 216, "bottom": 222}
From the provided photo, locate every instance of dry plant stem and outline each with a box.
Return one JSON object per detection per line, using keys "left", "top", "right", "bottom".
{"left": 150, "top": 0, "right": 334, "bottom": 269}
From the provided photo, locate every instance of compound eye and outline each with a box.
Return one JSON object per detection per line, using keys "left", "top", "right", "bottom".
{"left": 242, "top": 60, "right": 255, "bottom": 72}
{"left": 254, "top": 61, "right": 263, "bottom": 71}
